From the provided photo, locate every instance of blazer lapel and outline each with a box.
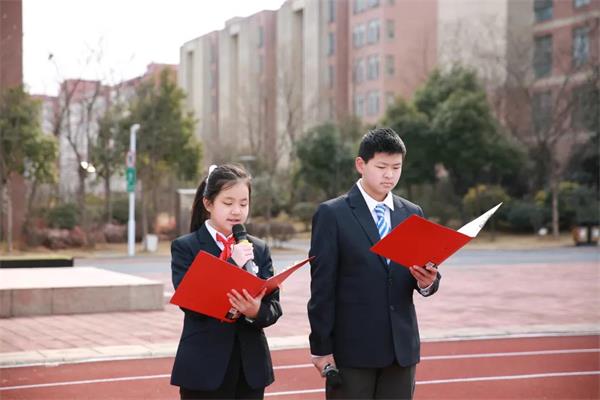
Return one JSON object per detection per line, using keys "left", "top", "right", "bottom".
{"left": 347, "top": 185, "right": 380, "bottom": 246}
{"left": 194, "top": 223, "right": 222, "bottom": 258}
{"left": 391, "top": 196, "right": 409, "bottom": 229}
{"left": 346, "top": 184, "right": 389, "bottom": 269}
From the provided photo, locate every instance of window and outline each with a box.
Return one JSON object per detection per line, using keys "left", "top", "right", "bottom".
{"left": 328, "top": 98, "right": 336, "bottom": 119}
{"left": 368, "top": 0, "right": 380, "bottom": 8}
{"left": 353, "top": 25, "right": 366, "bottom": 48}
{"left": 532, "top": 91, "right": 552, "bottom": 133}
{"left": 573, "top": 27, "right": 590, "bottom": 67}
{"left": 328, "top": 0, "right": 336, "bottom": 22}
{"left": 327, "top": 32, "right": 336, "bottom": 56}
{"left": 572, "top": 85, "right": 599, "bottom": 131}
{"left": 209, "top": 45, "right": 217, "bottom": 63}
{"left": 354, "top": 94, "right": 365, "bottom": 117}
{"left": 386, "top": 20, "right": 395, "bottom": 39}
{"left": 367, "top": 55, "right": 379, "bottom": 80}
{"left": 328, "top": 65, "right": 335, "bottom": 89}
{"left": 186, "top": 51, "right": 194, "bottom": 102}
{"left": 354, "top": 0, "right": 367, "bottom": 14}
{"left": 258, "top": 27, "right": 264, "bottom": 48}
{"left": 534, "top": 0, "right": 553, "bottom": 22}
{"left": 386, "top": 92, "right": 395, "bottom": 106}
{"left": 367, "top": 91, "right": 380, "bottom": 115}
{"left": 354, "top": 58, "right": 365, "bottom": 83}
{"left": 209, "top": 70, "right": 216, "bottom": 89}
{"left": 386, "top": 55, "right": 395, "bottom": 76}
{"left": 574, "top": 0, "right": 590, "bottom": 8}
{"left": 534, "top": 35, "right": 553, "bottom": 78}
{"left": 367, "top": 20, "right": 380, "bottom": 44}
{"left": 211, "top": 95, "right": 218, "bottom": 113}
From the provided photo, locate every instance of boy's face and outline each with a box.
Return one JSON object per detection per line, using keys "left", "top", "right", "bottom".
{"left": 356, "top": 152, "right": 403, "bottom": 201}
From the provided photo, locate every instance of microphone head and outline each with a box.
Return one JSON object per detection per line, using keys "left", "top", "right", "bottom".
{"left": 232, "top": 224, "right": 248, "bottom": 243}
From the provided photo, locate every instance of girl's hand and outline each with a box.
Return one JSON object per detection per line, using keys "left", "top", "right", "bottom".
{"left": 227, "top": 288, "right": 266, "bottom": 319}
{"left": 231, "top": 243, "right": 254, "bottom": 267}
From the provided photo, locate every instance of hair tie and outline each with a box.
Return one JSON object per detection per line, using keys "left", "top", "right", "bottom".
{"left": 203, "top": 164, "right": 218, "bottom": 196}
{"left": 206, "top": 164, "right": 217, "bottom": 183}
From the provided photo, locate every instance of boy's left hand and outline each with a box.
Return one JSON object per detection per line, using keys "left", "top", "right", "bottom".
{"left": 227, "top": 288, "right": 266, "bottom": 319}
{"left": 409, "top": 265, "right": 437, "bottom": 289}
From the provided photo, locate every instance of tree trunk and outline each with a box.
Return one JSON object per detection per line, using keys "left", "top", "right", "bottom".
{"left": 23, "top": 179, "right": 38, "bottom": 233}
{"left": 151, "top": 171, "right": 158, "bottom": 234}
{"left": 104, "top": 175, "right": 112, "bottom": 223}
{"left": 78, "top": 168, "right": 89, "bottom": 246}
{"left": 551, "top": 178, "right": 560, "bottom": 238}
{"left": 4, "top": 180, "right": 13, "bottom": 253}
{"left": 0, "top": 177, "right": 4, "bottom": 242}
{"left": 141, "top": 181, "right": 149, "bottom": 251}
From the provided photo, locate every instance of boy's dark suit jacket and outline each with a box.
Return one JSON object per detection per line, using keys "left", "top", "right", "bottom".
{"left": 308, "top": 184, "right": 441, "bottom": 368}
{"left": 170, "top": 223, "right": 282, "bottom": 391}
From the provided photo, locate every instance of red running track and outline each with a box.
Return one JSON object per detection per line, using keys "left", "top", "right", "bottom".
{"left": 1, "top": 335, "right": 598, "bottom": 399}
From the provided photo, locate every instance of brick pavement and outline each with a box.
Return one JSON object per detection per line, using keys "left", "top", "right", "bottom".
{"left": 0, "top": 251, "right": 598, "bottom": 366}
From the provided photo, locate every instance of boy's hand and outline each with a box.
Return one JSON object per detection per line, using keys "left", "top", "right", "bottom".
{"left": 409, "top": 265, "right": 437, "bottom": 288}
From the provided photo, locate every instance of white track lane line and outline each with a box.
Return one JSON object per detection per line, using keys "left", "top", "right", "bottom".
{"left": 1, "top": 348, "right": 598, "bottom": 391}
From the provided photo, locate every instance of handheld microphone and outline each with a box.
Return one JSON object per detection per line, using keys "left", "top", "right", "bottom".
{"left": 322, "top": 363, "right": 342, "bottom": 387}
{"left": 232, "top": 224, "right": 259, "bottom": 274}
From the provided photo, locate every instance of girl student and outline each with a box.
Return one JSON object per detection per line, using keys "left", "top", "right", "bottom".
{"left": 170, "top": 164, "right": 282, "bottom": 399}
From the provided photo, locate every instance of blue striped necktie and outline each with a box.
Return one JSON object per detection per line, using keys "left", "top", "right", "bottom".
{"left": 375, "top": 203, "right": 390, "bottom": 238}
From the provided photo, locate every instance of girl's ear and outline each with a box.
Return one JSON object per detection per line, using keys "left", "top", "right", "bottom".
{"left": 202, "top": 197, "right": 212, "bottom": 213}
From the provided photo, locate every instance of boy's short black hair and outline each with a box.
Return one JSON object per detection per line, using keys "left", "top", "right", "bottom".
{"left": 358, "top": 127, "right": 406, "bottom": 163}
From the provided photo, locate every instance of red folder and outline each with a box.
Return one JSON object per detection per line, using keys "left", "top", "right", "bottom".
{"left": 170, "top": 251, "right": 312, "bottom": 322}
{"left": 370, "top": 215, "right": 471, "bottom": 268}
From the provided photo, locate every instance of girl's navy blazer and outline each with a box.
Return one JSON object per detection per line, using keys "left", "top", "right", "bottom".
{"left": 170, "top": 223, "right": 282, "bottom": 391}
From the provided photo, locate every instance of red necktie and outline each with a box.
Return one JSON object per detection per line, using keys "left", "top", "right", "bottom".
{"left": 216, "top": 233, "right": 236, "bottom": 261}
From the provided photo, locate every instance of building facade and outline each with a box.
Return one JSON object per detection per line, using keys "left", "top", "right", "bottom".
{"left": 0, "top": 0, "right": 25, "bottom": 243}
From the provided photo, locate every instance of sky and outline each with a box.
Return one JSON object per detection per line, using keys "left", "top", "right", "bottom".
{"left": 23, "top": 0, "right": 285, "bottom": 96}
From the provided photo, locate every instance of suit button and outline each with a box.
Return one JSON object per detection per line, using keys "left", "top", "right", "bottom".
{"left": 390, "top": 305, "right": 395, "bottom": 311}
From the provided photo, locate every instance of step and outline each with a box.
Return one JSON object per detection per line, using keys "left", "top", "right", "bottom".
{"left": 0, "top": 267, "right": 164, "bottom": 317}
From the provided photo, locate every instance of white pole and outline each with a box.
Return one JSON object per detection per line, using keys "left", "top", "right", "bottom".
{"left": 128, "top": 124, "right": 140, "bottom": 256}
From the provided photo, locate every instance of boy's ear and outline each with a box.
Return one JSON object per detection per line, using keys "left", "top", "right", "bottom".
{"left": 355, "top": 157, "right": 365, "bottom": 175}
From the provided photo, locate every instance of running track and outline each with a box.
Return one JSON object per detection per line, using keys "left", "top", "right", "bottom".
{"left": 1, "top": 335, "right": 598, "bottom": 399}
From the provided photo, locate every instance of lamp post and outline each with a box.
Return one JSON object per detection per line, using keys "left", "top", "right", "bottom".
{"left": 127, "top": 124, "right": 140, "bottom": 256}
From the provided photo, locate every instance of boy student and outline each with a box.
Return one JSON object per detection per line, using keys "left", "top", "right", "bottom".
{"left": 308, "top": 128, "right": 441, "bottom": 399}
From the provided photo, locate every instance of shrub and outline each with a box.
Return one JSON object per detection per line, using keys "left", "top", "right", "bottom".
{"left": 47, "top": 204, "right": 79, "bottom": 229}
{"left": 505, "top": 200, "right": 547, "bottom": 233}
{"left": 291, "top": 202, "right": 316, "bottom": 231}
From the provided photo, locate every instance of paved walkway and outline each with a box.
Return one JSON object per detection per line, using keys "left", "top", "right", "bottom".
{"left": 0, "top": 248, "right": 598, "bottom": 366}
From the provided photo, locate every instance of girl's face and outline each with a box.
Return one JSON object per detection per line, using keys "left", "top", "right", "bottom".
{"left": 203, "top": 181, "right": 250, "bottom": 236}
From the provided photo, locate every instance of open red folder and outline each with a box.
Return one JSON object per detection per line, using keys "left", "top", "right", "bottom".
{"left": 371, "top": 203, "right": 502, "bottom": 268}
{"left": 170, "top": 251, "right": 313, "bottom": 322}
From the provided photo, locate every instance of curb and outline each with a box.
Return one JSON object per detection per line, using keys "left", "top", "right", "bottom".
{"left": 1, "top": 325, "right": 598, "bottom": 368}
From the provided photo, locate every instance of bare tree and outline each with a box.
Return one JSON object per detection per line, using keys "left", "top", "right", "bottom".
{"left": 441, "top": 12, "right": 600, "bottom": 237}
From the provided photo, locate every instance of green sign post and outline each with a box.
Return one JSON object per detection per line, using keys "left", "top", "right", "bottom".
{"left": 126, "top": 167, "right": 136, "bottom": 193}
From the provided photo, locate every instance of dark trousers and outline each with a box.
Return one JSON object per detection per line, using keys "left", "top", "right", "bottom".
{"left": 179, "top": 339, "right": 265, "bottom": 399}
{"left": 326, "top": 363, "right": 416, "bottom": 400}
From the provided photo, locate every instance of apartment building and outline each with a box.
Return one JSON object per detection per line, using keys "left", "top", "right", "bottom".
{"left": 350, "top": 0, "right": 438, "bottom": 124}
{"left": 180, "top": 32, "right": 220, "bottom": 161}
{"left": 528, "top": 0, "right": 599, "bottom": 163}
{"left": 275, "top": 0, "right": 345, "bottom": 165}
{"left": 220, "top": 11, "right": 277, "bottom": 164}
{"left": 34, "top": 64, "right": 177, "bottom": 198}
{"left": 437, "top": 0, "right": 533, "bottom": 87}
{"left": 0, "top": 0, "right": 25, "bottom": 243}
